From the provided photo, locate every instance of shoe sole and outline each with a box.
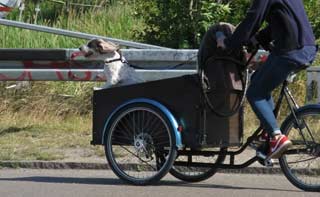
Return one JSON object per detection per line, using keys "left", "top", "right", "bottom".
{"left": 268, "top": 140, "right": 293, "bottom": 159}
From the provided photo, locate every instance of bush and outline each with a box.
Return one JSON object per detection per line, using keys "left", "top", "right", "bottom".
{"left": 133, "top": 0, "right": 231, "bottom": 48}
{"left": 304, "top": 0, "right": 320, "bottom": 39}
{"left": 133, "top": 0, "right": 319, "bottom": 49}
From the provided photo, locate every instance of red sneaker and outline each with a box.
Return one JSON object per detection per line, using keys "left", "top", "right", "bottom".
{"left": 268, "top": 135, "right": 292, "bottom": 159}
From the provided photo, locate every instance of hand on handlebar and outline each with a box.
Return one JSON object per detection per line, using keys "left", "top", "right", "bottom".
{"left": 246, "top": 36, "right": 260, "bottom": 53}
{"left": 249, "top": 35, "right": 274, "bottom": 52}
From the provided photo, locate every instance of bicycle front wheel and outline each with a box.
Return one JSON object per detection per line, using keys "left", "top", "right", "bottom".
{"left": 279, "top": 107, "right": 320, "bottom": 192}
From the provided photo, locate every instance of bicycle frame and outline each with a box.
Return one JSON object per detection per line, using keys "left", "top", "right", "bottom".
{"left": 175, "top": 68, "right": 315, "bottom": 170}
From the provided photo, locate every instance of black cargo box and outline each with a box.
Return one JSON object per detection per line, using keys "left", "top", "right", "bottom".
{"left": 92, "top": 74, "right": 243, "bottom": 148}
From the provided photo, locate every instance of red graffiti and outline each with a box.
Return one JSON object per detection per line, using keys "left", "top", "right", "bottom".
{"left": 0, "top": 50, "right": 105, "bottom": 81}
{"left": 0, "top": 69, "right": 33, "bottom": 81}
{"left": 23, "top": 60, "right": 69, "bottom": 69}
{"left": 0, "top": 7, "right": 12, "bottom": 12}
{"left": 23, "top": 60, "right": 70, "bottom": 81}
{"left": 55, "top": 69, "right": 65, "bottom": 81}
{"left": 68, "top": 71, "right": 92, "bottom": 81}
{"left": 67, "top": 51, "right": 93, "bottom": 81}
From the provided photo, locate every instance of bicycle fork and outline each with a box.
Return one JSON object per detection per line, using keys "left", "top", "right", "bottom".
{"left": 284, "top": 85, "right": 317, "bottom": 146}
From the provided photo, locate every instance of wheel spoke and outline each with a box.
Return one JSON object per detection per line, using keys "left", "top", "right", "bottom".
{"left": 279, "top": 109, "right": 320, "bottom": 191}
{"left": 148, "top": 117, "right": 164, "bottom": 136}
{"left": 105, "top": 105, "right": 176, "bottom": 185}
{"left": 119, "top": 145, "right": 157, "bottom": 171}
{"left": 118, "top": 118, "right": 134, "bottom": 136}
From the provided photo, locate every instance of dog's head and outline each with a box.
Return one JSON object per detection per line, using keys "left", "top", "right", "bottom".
{"left": 79, "top": 38, "right": 120, "bottom": 60}
{"left": 198, "top": 22, "right": 247, "bottom": 70}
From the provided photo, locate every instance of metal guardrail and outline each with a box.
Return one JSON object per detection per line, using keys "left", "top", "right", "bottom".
{"left": 0, "top": 47, "right": 318, "bottom": 102}
{"left": 0, "top": 17, "right": 318, "bottom": 102}
{"left": 0, "top": 49, "right": 270, "bottom": 82}
{"left": 0, "top": 49, "right": 198, "bottom": 82}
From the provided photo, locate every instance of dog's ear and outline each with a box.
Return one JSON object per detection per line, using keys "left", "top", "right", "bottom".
{"left": 96, "top": 39, "right": 119, "bottom": 53}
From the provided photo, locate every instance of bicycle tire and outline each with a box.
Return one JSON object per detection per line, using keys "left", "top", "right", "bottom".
{"left": 169, "top": 148, "right": 226, "bottom": 182}
{"left": 279, "top": 106, "right": 320, "bottom": 192}
{"left": 104, "top": 103, "right": 177, "bottom": 185}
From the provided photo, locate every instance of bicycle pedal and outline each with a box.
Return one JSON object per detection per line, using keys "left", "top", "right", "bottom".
{"left": 264, "top": 158, "right": 274, "bottom": 168}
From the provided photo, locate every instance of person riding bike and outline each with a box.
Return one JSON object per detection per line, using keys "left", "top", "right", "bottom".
{"left": 216, "top": 0, "right": 318, "bottom": 159}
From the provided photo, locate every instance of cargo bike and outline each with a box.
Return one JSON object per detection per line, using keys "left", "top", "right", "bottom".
{"left": 91, "top": 51, "right": 320, "bottom": 192}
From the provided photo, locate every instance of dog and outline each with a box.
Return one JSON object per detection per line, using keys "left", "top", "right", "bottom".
{"left": 198, "top": 22, "right": 247, "bottom": 91}
{"left": 198, "top": 22, "right": 246, "bottom": 69}
{"left": 79, "top": 38, "right": 143, "bottom": 90}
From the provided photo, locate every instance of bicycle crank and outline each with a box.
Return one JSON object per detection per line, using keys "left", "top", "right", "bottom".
{"left": 256, "top": 151, "right": 274, "bottom": 167}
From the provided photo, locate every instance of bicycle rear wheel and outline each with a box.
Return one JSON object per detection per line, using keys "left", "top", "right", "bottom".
{"left": 170, "top": 148, "right": 226, "bottom": 182}
{"left": 279, "top": 107, "right": 320, "bottom": 192}
{"left": 104, "top": 103, "right": 177, "bottom": 185}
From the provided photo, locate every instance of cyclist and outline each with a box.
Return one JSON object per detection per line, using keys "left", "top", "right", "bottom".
{"left": 216, "top": 0, "right": 318, "bottom": 159}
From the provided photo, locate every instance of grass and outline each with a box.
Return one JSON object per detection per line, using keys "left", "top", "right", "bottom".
{"left": 0, "top": 111, "right": 105, "bottom": 161}
{"left": 0, "top": 2, "right": 144, "bottom": 49}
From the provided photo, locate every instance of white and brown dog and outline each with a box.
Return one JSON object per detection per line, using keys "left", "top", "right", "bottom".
{"left": 79, "top": 38, "right": 143, "bottom": 90}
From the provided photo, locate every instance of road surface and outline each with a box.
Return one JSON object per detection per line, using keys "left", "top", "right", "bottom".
{"left": 0, "top": 169, "right": 318, "bottom": 197}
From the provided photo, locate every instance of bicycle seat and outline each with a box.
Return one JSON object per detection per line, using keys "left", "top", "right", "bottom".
{"left": 287, "top": 63, "right": 310, "bottom": 83}
{"left": 295, "top": 63, "right": 310, "bottom": 73}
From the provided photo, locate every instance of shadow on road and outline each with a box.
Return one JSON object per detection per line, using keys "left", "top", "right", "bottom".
{"left": 0, "top": 176, "right": 304, "bottom": 193}
{"left": 0, "top": 176, "right": 124, "bottom": 185}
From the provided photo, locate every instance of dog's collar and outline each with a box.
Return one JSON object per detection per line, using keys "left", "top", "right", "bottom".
{"left": 104, "top": 52, "right": 127, "bottom": 64}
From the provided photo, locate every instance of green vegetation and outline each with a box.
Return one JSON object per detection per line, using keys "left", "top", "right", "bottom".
{"left": 0, "top": 1, "right": 319, "bottom": 161}
{"left": 133, "top": 0, "right": 320, "bottom": 48}
{"left": 1, "top": 1, "right": 144, "bottom": 48}
{"left": 0, "top": 112, "right": 103, "bottom": 161}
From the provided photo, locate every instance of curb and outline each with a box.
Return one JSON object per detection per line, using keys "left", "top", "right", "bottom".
{"left": 0, "top": 161, "right": 282, "bottom": 174}
{"left": 0, "top": 161, "right": 110, "bottom": 170}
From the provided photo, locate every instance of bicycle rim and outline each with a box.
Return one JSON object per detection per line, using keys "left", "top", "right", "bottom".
{"left": 170, "top": 148, "right": 226, "bottom": 182}
{"left": 280, "top": 109, "right": 320, "bottom": 191}
{"left": 105, "top": 104, "right": 176, "bottom": 185}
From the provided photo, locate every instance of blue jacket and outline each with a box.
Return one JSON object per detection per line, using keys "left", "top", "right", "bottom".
{"left": 226, "top": 0, "right": 316, "bottom": 54}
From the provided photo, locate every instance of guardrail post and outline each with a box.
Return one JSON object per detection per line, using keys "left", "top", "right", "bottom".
{"left": 306, "top": 68, "right": 320, "bottom": 103}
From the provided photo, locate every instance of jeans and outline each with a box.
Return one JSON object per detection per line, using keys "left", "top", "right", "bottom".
{"left": 246, "top": 54, "right": 300, "bottom": 136}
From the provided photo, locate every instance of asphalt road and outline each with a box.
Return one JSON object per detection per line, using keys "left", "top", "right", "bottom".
{"left": 0, "top": 169, "right": 318, "bottom": 197}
